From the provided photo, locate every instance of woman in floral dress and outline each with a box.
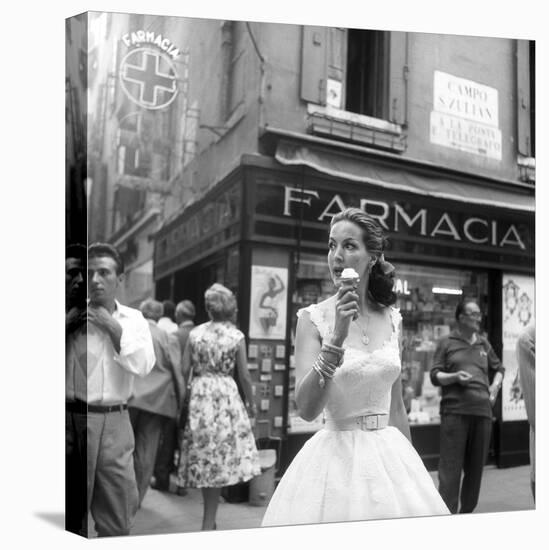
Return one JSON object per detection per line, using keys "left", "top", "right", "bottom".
{"left": 178, "top": 283, "right": 260, "bottom": 530}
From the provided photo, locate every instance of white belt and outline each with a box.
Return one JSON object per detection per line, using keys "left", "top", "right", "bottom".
{"left": 324, "top": 414, "right": 389, "bottom": 431}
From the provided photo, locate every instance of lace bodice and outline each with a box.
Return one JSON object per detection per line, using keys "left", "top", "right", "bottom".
{"left": 298, "top": 298, "right": 402, "bottom": 421}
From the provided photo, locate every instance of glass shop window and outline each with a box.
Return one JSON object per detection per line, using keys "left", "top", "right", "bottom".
{"left": 288, "top": 253, "right": 334, "bottom": 434}
{"left": 290, "top": 252, "right": 334, "bottom": 339}
{"left": 394, "top": 263, "right": 488, "bottom": 425}
{"left": 288, "top": 255, "right": 489, "bottom": 429}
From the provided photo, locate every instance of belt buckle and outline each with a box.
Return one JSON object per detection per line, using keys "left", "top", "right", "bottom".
{"left": 360, "top": 415, "right": 378, "bottom": 430}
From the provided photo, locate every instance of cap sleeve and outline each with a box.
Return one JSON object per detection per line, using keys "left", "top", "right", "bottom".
{"left": 297, "top": 303, "right": 332, "bottom": 341}
{"left": 229, "top": 325, "right": 245, "bottom": 346}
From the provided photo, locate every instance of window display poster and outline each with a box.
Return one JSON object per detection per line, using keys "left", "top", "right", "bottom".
{"left": 249, "top": 265, "right": 288, "bottom": 340}
{"left": 501, "top": 274, "right": 534, "bottom": 421}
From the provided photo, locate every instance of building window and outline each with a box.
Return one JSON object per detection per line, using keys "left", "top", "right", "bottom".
{"left": 225, "top": 21, "right": 238, "bottom": 117}
{"left": 111, "top": 183, "right": 146, "bottom": 235}
{"left": 123, "top": 146, "right": 139, "bottom": 174}
{"left": 221, "top": 21, "right": 245, "bottom": 122}
{"left": 301, "top": 27, "right": 406, "bottom": 151}
{"left": 345, "top": 29, "right": 389, "bottom": 119}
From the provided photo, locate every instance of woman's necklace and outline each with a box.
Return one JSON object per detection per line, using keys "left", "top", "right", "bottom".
{"left": 354, "top": 311, "right": 371, "bottom": 345}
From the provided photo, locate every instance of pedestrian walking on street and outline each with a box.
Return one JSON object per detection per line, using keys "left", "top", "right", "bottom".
{"left": 129, "top": 299, "right": 183, "bottom": 506}
{"left": 262, "top": 208, "right": 449, "bottom": 527}
{"left": 153, "top": 299, "right": 196, "bottom": 493}
{"left": 177, "top": 284, "right": 259, "bottom": 531}
{"left": 158, "top": 299, "right": 178, "bottom": 334}
{"left": 66, "top": 243, "right": 155, "bottom": 537}
{"left": 174, "top": 300, "right": 197, "bottom": 353}
{"left": 430, "top": 300, "right": 504, "bottom": 514}
{"left": 516, "top": 322, "right": 535, "bottom": 500}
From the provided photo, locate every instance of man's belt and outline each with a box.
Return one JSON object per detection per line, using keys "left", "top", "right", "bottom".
{"left": 66, "top": 399, "right": 128, "bottom": 414}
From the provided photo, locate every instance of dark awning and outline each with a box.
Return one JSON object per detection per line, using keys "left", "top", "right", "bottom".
{"left": 275, "top": 140, "right": 535, "bottom": 213}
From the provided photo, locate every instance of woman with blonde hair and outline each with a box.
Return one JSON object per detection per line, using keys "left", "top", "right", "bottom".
{"left": 178, "top": 283, "right": 260, "bottom": 530}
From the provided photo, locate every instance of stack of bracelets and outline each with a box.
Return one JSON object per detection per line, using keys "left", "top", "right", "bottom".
{"left": 312, "top": 343, "right": 345, "bottom": 388}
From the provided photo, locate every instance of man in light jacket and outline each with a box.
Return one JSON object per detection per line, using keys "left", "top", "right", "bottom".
{"left": 152, "top": 299, "right": 196, "bottom": 493}
{"left": 129, "top": 299, "right": 183, "bottom": 505}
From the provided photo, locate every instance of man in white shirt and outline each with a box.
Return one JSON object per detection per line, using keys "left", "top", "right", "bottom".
{"left": 157, "top": 300, "right": 178, "bottom": 334}
{"left": 66, "top": 243, "right": 155, "bottom": 537}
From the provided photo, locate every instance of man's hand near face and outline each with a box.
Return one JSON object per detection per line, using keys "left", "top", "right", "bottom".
{"left": 88, "top": 305, "right": 123, "bottom": 353}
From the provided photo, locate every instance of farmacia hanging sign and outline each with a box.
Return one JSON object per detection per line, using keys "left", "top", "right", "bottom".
{"left": 119, "top": 30, "right": 181, "bottom": 110}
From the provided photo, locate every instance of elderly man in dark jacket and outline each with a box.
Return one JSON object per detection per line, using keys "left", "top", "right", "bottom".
{"left": 129, "top": 299, "right": 182, "bottom": 505}
{"left": 430, "top": 299, "right": 504, "bottom": 514}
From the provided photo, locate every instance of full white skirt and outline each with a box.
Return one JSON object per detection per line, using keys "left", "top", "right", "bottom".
{"left": 262, "top": 426, "right": 449, "bottom": 526}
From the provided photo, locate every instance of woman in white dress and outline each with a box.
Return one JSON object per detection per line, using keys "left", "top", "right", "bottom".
{"left": 262, "top": 208, "right": 449, "bottom": 526}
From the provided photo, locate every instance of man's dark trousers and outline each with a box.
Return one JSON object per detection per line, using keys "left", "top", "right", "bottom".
{"left": 153, "top": 417, "right": 178, "bottom": 489}
{"left": 438, "top": 413, "right": 492, "bottom": 513}
{"left": 129, "top": 407, "right": 169, "bottom": 505}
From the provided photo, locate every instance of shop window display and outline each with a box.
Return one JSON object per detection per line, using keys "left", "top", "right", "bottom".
{"left": 288, "top": 254, "right": 334, "bottom": 432}
{"left": 395, "top": 263, "right": 488, "bottom": 425}
{"left": 288, "top": 254, "right": 488, "bottom": 430}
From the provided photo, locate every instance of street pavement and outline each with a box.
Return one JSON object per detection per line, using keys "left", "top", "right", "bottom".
{"left": 117, "top": 464, "right": 534, "bottom": 537}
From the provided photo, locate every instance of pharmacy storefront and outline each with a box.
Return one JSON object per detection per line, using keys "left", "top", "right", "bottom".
{"left": 154, "top": 154, "right": 534, "bottom": 473}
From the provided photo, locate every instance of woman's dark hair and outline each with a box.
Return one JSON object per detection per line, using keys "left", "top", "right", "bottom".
{"left": 330, "top": 208, "right": 397, "bottom": 307}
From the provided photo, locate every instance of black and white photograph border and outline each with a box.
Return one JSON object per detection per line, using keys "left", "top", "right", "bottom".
{"left": 4, "top": 0, "right": 546, "bottom": 549}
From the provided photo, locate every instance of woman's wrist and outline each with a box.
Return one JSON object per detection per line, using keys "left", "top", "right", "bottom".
{"left": 329, "top": 335, "right": 345, "bottom": 348}
{"left": 322, "top": 342, "right": 344, "bottom": 362}
{"left": 310, "top": 345, "right": 345, "bottom": 388}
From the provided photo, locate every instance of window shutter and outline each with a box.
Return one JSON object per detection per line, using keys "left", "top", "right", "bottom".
{"left": 327, "top": 27, "right": 347, "bottom": 108}
{"left": 301, "top": 26, "right": 327, "bottom": 105}
{"left": 229, "top": 23, "right": 247, "bottom": 115}
{"left": 516, "top": 40, "right": 532, "bottom": 157}
{"left": 388, "top": 31, "right": 408, "bottom": 125}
